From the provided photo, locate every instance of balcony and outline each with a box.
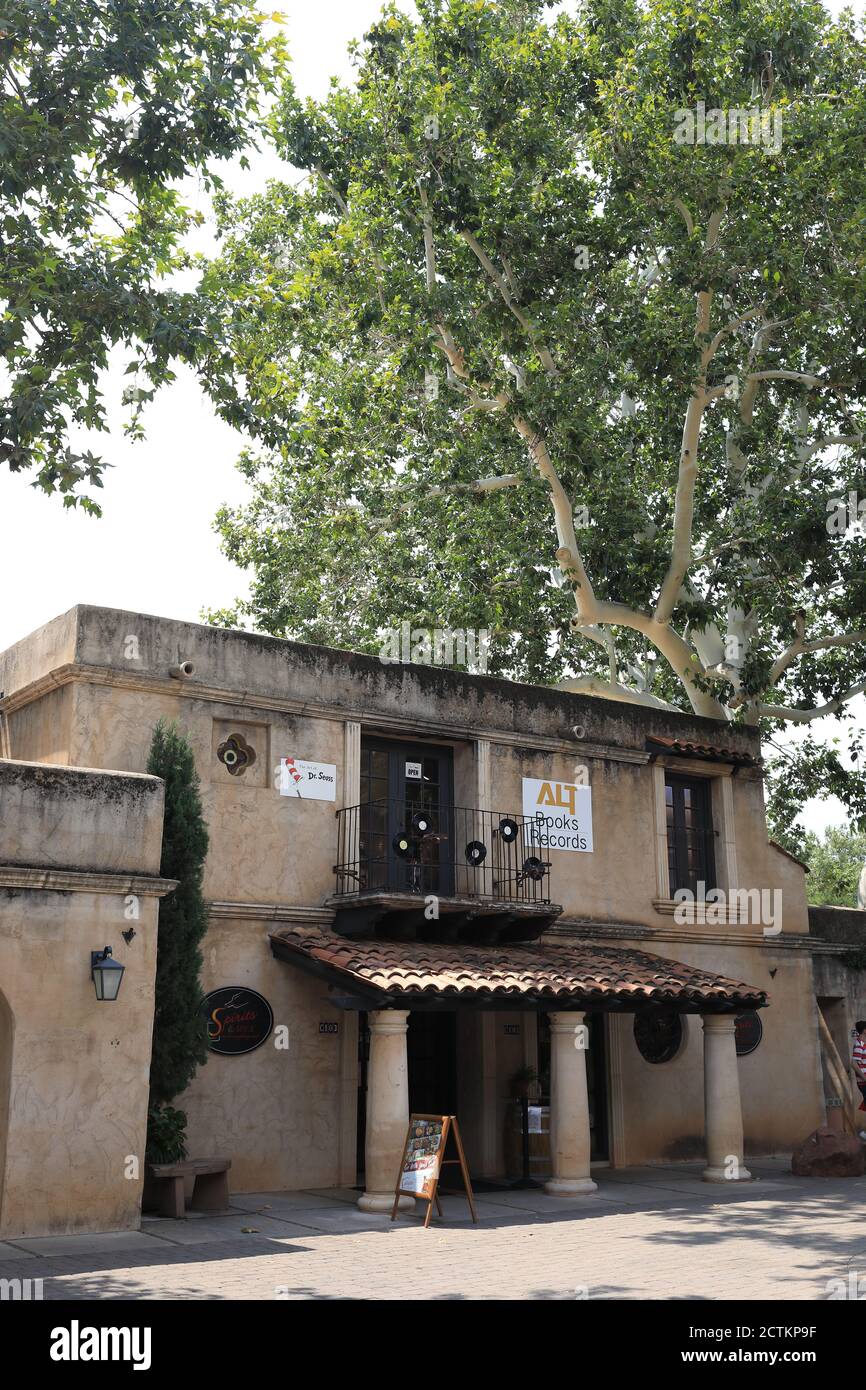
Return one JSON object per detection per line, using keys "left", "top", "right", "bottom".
{"left": 329, "top": 799, "right": 561, "bottom": 944}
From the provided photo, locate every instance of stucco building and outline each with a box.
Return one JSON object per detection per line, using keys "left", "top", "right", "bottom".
{"left": 0, "top": 757, "right": 173, "bottom": 1236}
{"left": 0, "top": 605, "right": 830, "bottom": 1231}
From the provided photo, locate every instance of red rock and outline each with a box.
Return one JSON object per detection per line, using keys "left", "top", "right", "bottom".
{"left": 791, "top": 1126, "right": 865, "bottom": 1178}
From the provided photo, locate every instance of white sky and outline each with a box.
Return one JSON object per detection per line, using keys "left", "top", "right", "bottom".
{"left": 0, "top": 0, "right": 861, "bottom": 837}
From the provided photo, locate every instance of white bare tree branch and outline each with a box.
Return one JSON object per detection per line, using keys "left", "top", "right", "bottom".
{"left": 314, "top": 166, "right": 348, "bottom": 215}
{"left": 653, "top": 384, "right": 708, "bottom": 623}
{"left": 367, "top": 474, "right": 524, "bottom": 532}
{"left": 574, "top": 623, "right": 618, "bottom": 684}
{"left": 799, "top": 434, "right": 863, "bottom": 462}
{"left": 418, "top": 184, "right": 475, "bottom": 386}
{"left": 673, "top": 197, "right": 694, "bottom": 236}
{"left": 556, "top": 673, "right": 681, "bottom": 712}
{"left": 751, "top": 679, "right": 866, "bottom": 723}
{"left": 459, "top": 229, "right": 559, "bottom": 376}
{"left": 768, "top": 627, "right": 866, "bottom": 686}
{"left": 653, "top": 203, "right": 729, "bottom": 627}
{"left": 746, "top": 370, "right": 836, "bottom": 388}
{"left": 704, "top": 305, "right": 766, "bottom": 362}
{"left": 638, "top": 248, "right": 669, "bottom": 293}
{"left": 508, "top": 414, "right": 596, "bottom": 607}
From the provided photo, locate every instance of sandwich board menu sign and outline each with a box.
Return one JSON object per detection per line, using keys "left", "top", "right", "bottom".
{"left": 391, "top": 1114, "right": 477, "bottom": 1228}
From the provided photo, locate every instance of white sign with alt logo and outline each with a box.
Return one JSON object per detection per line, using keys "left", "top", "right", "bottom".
{"left": 521, "top": 778, "right": 593, "bottom": 853}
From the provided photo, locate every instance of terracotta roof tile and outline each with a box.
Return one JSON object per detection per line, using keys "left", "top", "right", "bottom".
{"left": 269, "top": 926, "right": 767, "bottom": 1011}
{"left": 647, "top": 734, "right": 762, "bottom": 767}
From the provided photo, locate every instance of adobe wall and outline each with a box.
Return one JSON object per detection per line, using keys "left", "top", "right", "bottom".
{"left": 0, "top": 760, "right": 169, "bottom": 1236}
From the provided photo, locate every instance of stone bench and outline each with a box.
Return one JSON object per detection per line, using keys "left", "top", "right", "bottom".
{"left": 145, "top": 1157, "right": 231, "bottom": 1219}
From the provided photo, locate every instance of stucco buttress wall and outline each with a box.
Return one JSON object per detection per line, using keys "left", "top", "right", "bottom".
{"left": 0, "top": 757, "right": 165, "bottom": 877}
{"left": 0, "top": 760, "right": 166, "bottom": 1238}
{"left": 0, "top": 890, "right": 160, "bottom": 1236}
{"left": 733, "top": 777, "right": 810, "bottom": 933}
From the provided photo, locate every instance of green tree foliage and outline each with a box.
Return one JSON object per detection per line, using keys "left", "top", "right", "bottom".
{"left": 145, "top": 720, "right": 210, "bottom": 1159}
{"left": 0, "top": 0, "right": 285, "bottom": 508}
{"left": 801, "top": 824, "right": 866, "bottom": 907}
{"left": 200, "top": 0, "right": 866, "bottom": 835}
{"left": 766, "top": 724, "right": 866, "bottom": 844}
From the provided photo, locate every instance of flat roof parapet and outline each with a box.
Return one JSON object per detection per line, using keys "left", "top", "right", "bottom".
{"left": 0, "top": 756, "right": 166, "bottom": 877}
{"left": 0, "top": 604, "right": 762, "bottom": 757}
{"left": 808, "top": 904, "right": 866, "bottom": 945}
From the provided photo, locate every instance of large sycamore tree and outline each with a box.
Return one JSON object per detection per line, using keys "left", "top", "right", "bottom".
{"left": 201, "top": 0, "right": 866, "bottom": 837}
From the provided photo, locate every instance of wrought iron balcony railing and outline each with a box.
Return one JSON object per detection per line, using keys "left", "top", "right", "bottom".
{"left": 334, "top": 798, "right": 551, "bottom": 905}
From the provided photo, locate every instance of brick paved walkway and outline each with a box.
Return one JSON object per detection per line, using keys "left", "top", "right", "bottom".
{"left": 1, "top": 1159, "right": 864, "bottom": 1300}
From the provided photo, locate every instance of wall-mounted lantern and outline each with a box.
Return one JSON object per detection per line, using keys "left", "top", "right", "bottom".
{"left": 91, "top": 946, "right": 125, "bottom": 1001}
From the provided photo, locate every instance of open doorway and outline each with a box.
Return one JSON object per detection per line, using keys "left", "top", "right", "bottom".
{"left": 356, "top": 1011, "right": 369, "bottom": 1184}
{"left": 408, "top": 1012, "right": 457, "bottom": 1114}
{"left": 356, "top": 1010, "right": 458, "bottom": 1185}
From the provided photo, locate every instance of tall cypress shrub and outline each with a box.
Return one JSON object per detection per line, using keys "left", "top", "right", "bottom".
{"left": 145, "top": 721, "right": 210, "bottom": 1161}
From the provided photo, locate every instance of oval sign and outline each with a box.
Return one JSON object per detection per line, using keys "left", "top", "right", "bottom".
{"left": 735, "top": 1010, "right": 763, "bottom": 1057}
{"left": 201, "top": 986, "right": 273, "bottom": 1056}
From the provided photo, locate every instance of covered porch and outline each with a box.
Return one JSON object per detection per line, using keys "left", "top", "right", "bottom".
{"left": 270, "top": 927, "right": 768, "bottom": 1210}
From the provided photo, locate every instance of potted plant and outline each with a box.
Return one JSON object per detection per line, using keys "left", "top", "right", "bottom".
{"left": 509, "top": 1065, "right": 539, "bottom": 1100}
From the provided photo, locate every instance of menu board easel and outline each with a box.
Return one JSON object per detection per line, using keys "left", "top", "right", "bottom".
{"left": 391, "top": 1114, "right": 477, "bottom": 1228}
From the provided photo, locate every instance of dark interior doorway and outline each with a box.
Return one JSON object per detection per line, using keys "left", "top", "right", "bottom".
{"left": 356, "top": 1010, "right": 458, "bottom": 1183}
{"left": 408, "top": 1011, "right": 457, "bottom": 1115}
{"left": 409, "top": 1011, "right": 460, "bottom": 1190}
{"left": 357, "top": 1011, "right": 369, "bottom": 1182}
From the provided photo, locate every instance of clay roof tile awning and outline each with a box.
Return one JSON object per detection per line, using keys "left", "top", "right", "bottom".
{"left": 647, "top": 734, "right": 762, "bottom": 767}
{"left": 269, "top": 927, "right": 767, "bottom": 1014}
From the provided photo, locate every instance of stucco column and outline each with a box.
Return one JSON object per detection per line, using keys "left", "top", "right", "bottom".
{"left": 358, "top": 1010, "right": 414, "bottom": 1212}
{"left": 544, "top": 1011, "right": 597, "bottom": 1196}
{"left": 702, "top": 1014, "right": 751, "bottom": 1182}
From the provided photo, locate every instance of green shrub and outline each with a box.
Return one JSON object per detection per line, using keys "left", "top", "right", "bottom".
{"left": 145, "top": 721, "right": 211, "bottom": 1159}
{"left": 145, "top": 1103, "right": 189, "bottom": 1165}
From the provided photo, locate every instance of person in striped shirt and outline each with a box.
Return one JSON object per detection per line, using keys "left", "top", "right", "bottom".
{"left": 854, "top": 1021, "right": 866, "bottom": 1140}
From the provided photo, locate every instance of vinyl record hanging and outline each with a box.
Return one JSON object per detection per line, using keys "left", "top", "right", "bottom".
{"left": 465, "top": 840, "right": 488, "bottom": 867}
{"left": 498, "top": 817, "right": 520, "bottom": 845}
{"left": 520, "top": 855, "right": 546, "bottom": 883}
{"left": 411, "top": 810, "right": 433, "bottom": 837}
{"left": 393, "top": 832, "right": 418, "bottom": 860}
